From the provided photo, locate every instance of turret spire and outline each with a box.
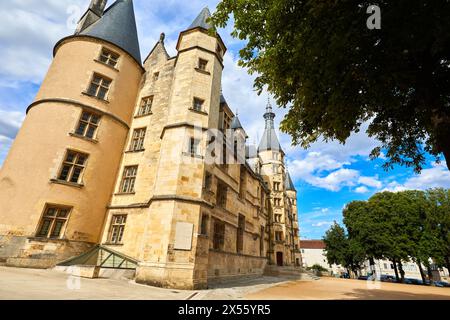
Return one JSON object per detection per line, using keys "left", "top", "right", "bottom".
{"left": 258, "top": 97, "right": 283, "bottom": 153}
{"left": 189, "top": 7, "right": 212, "bottom": 30}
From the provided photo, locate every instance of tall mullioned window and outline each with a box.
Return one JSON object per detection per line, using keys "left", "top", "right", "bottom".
{"left": 213, "top": 220, "right": 225, "bottom": 250}
{"left": 108, "top": 215, "right": 127, "bottom": 244}
{"left": 36, "top": 205, "right": 71, "bottom": 239}
{"left": 58, "top": 150, "right": 88, "bottom": 184}
{"left": 99, "top": 48, "right": 119, "bottom": 67}
{"left": 87, "top": 74, "right": 111, "bottom": 100}
{"left": 138, "top": 96, "right": 153, "bottom": 116}
{"left": 75, "top": 111, "right": 100, "bottom": 139}
{"left": 129, "top": 128, "right": 146, "bottom": 152}
{"left": 119, "top": 166, "right": 138, "bottom": 194}
{"left": 237, "top": 214, "right": 245, "bottom": 253}
{"left": 216, "top": 181, "right": 227, "bottom": 208}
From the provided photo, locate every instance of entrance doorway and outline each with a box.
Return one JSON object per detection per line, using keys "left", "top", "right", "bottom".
{"left": 276, "top": 252, "right": 283, "bottom": 266}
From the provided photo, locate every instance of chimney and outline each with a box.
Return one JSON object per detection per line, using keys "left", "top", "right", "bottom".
{"left": 75, "top": 0, "right": 108, "bottom": 34}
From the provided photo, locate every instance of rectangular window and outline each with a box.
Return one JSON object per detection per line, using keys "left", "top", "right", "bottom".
{"left": 274, "top": 214, "right": 282, "bottom": 223}
{"left": 99, "top": 48, "right": 119, "bottom": 67}
{"left": 138, "top": 96, "right": 153, "bottom": 116}
{"left": 58, "top": 150, "right": 88, "bottom": 184}
{"left": 216, "top": 181, "right": 227, "bottom": 208}
{"left": 273, "top": 182, "right": 280, "bottom": 191}
{"left": 274, "top": 198, "right": 282, "bottom": 207}
{"left": 260, "top": 226, "right": 265, "bottom": 256}
{"left": 237, "top": 214, "right": 245, "bottom": 253}
{"left": 204, "top": 172, "right": 212, "bottom": 190}
{"left": 193, "top": 98, "right": 204, "bottom": 112}
{"left": 153, "top": 72, "right": 159, "bottom": 81}
{"left": 239, "top": 166, "right": 246, "bottom": 199}
{"left": 36, "top": 205, "right": 71, "bottom": 239}
{"left": 119, "top": 166, "right": 138, "bottom": 194}
{"left": 107, "top": 214, "right": 127, "bottom": 244}
{"left": 200, "top": 214, "right": 209, "bottom": 236}
{"left": 188, "top": 138, "right": 200, "bottom": 156}
{"left": 75, "top": 111, "right": 100, "bottom": 139}
{"left": 198, "top": 58, "right": 208, "bottom": 71}
{"left": 129, "top": 128, "right": 146, "bottom": 152}
{"left": 213, "top": 220, "right": 225, "bottom": 250}
{"left": 275, "top": 231, "right": 283, "bottom": 241}
{"left": 87, "top": 73, "right": 111, "bottom": 100}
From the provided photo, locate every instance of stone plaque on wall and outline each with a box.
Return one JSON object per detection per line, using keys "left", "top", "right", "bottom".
{"left": 174, "top": 222, "right": 194, "bottom": 250}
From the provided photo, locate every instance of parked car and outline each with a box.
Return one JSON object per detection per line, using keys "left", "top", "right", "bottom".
{"left": 380, "top": 275, "right": 396, "bottom": 283}
{"left": 358, "top": 275, "right": 369, "bottom": 280}
{"left": 434, "top": 281, "right": 450, "bottom": 288}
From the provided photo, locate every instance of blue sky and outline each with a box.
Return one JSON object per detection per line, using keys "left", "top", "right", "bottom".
{"left": 0, "top": 0, "right": 449, "bottom": 240}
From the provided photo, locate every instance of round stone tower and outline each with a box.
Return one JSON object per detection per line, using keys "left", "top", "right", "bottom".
{"left": 0, "top": 0, "right": 143, "bottom": 268}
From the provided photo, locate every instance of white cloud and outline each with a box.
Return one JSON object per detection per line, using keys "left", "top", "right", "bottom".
{"left": 358, "top": 176, "right": 382, "bottom": 189}
{"left": 383, "top": 162, "right": 450, "bottom": 192}
{"left": 355, "top": 186, "right": 370, "bottom": 194}
{"left": 312, "top": 221, "right": 333, "bottom": 228}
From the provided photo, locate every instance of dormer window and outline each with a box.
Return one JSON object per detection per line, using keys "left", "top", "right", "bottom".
{"left": 99, "top": 48, "right": 119, "bottom": 68}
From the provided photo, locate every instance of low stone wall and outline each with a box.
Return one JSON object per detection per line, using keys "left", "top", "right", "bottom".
{"left": 3, "top": 236, "right": 94, "bottom": 269}
{"left": 207, "top": 250, "right": 267, "bottom": 284}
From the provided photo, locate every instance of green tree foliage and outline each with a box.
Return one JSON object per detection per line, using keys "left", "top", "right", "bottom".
{"left": 332, "top": 188, "right": 450, "bottom": 283}
{"left": 211, "top": 1, "right": 450, "bottom": 172}
{"left": 323, "top": 222, "right": 365, "bottom": 277}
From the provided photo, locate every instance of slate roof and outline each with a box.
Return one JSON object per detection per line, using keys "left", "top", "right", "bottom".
{"left": 231, "top": 116, "right": 243, "bottom": 130}
{"left": 285, "top": 172, "right": 296, "bottom": 191}
{"left": 80, "top": 0, "right": 141, "bottom": 63}
{"left": 258, "top": 103, "right": 283, "bottom": 153}
{"left": 189, "top": 7, "right": 212, "bottom": 30}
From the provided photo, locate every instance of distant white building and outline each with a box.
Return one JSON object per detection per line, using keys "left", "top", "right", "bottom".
{"left": 301, "top": 240, "right": 450, "bottom": 282}
{"left": 300, "top": 240, "right": 344, "bottom": 275}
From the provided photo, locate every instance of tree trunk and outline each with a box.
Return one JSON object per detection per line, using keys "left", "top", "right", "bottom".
{"left": 445, "top": 256, "right": 450, "bottom": 274}
{"left": 417, "top": 260, "right": 426, "bottom": 283}
{"left": 369, "top": 257, "right": 376, "bottom": 278}
{"left": 398, "top": 261, "right": 405, "bottom": 283}
{"left": 432, "top": 116, "right": 450, "bottom": 171}
{"left": 392, "top": 259, "right": 400, "bottom": 282}
{"left": 426, "top": 265, "right": 434, "bottom": 286}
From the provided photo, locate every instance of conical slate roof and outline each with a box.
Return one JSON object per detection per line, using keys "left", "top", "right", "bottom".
{"left": 231, "top": 116, "right": 243, "bottom": 130}
{"left": 189, "top": 7, "right": 212, "bottom": 30}
{"left": 80, "top": 0, "right": 141, "bottom": 63}
{"left": 258, "top": 103, "right": 283, "bottom": 152}
{"left": 285, "top": 172, "right": 296, "bottom": 191}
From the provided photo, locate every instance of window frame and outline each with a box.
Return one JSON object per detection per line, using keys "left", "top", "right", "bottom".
{"left": 192, "top": 97, "right": 205, "bottom": 112}
{"left": 213, "top": 220, "right": 225, "bottom": 250}
{"left": 98, "top": 48, "right": 120, "bottom": 68}
{"left": 137, "top": 96, "right": 154, "bottom": 117}
{"left": 36, "top": 205, "right": 72, "bottom": 239}
{"left": 107, "top": 214, "right": 127, "bottom": 244}
{"left": 119, "top": 165, "right": 138, "bottom": 194}
{"left": 129, "top": 127, "right": 146, "bottom": 152}
{"left": 57, "top": 150, "right": 89, "bottom": 185}
{"left": 86, "top": 73, "right": 112, "bottom": 101}
{"left": 198, "top": 58, "right": 208, "bottom": 71}
{"left": 74, "top": 110, "right": 101, "bottom": 140}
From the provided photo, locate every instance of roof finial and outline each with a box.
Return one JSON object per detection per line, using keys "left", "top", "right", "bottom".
{"left": 160, "top": 32, "right": 165, "bottom": 43}
{"left": 266, "top": 96, "right": 273, "bottom": 113}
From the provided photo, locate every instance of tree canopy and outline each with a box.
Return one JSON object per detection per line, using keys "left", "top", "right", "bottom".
{"left": 211, "top": 0, "right": 450, "bottom": 172}
{"left": 329, "top": 188, "right": 450, "bottom": 282}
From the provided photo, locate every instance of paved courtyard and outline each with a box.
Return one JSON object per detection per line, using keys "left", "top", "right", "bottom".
{"left": 0, "top": 267, "right": 449, "bottom": 300}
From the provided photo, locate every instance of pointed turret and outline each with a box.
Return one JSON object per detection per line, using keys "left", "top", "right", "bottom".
{"left": 189, "top": 7, "right": 212, "bottom": 30}
{"left": 79, "top": 0, "right": 141, "bottom": 63}
{"left": 258, "top": 100, "right": 283, "bottom": 153}
{"left": 75, "top": 0, "right": 108, "bottom": 34}
{"left": 285, "top": 172, "right": 296, "bottom": 191}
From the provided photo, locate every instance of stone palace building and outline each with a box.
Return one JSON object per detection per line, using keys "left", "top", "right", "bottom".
{"left": 0, "top": 0, "right": 301, "bottom": 289}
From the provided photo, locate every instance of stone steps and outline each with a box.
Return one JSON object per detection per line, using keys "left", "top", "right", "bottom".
{"left": 263, "top": 265, "right": 320, "bottom": 280}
